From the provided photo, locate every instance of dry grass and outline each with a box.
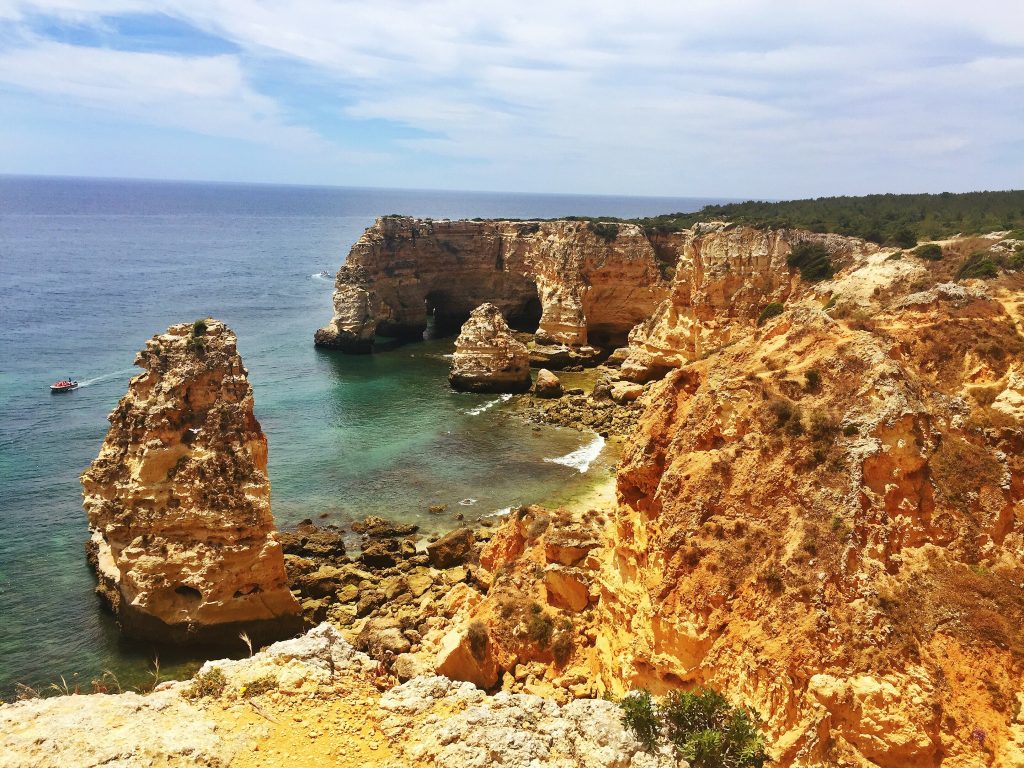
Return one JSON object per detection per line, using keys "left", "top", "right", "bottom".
{"left": 930, "top": 436, "right": 1003, "bottom": 509}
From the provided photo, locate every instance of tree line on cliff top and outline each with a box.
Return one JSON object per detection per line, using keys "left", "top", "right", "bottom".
{"left": 575, "top": 189, "right": 1024, "bottom": 246}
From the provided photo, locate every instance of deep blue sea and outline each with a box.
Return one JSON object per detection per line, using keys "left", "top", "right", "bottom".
{"left": 0, "top": 176, "right": 717, "bottom": 696}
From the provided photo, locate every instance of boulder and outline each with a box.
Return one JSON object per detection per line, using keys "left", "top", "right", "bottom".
{"left": 280, "top": 521, "right": 347, "bottom": 560}
{"left": 357, "top": 617, "right": 412, "bottom": 658}
{"left": 534, "top": 368, "right": 563, "bottom": 398}
{"left": 544, "top": 565, "right": 591, "bottom": 612}
{"left": 351, "top": 516, "right": 418, "bottom": 537}
{"left": 610, "top": 381, "right": 644, "bottom": 403}
{"left": 449, "top": 304, "right": 532, "bottom": 393}
{"left": 426, "top": 527, "right": 477, "bottom": 569}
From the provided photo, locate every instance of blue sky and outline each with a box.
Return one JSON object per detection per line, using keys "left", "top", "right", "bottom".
{"left": 0, "top": 1, "right": 1021, "bottom": 198}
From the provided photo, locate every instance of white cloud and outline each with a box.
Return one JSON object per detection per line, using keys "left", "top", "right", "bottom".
{"left": 0, "top": 0, "right": 1022, "bottom": 194}
{"left": 0, "top": 38, "right": 330, "bottom": 149}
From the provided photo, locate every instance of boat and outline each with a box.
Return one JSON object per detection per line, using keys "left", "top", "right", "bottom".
{"left": 319, "top": 270, "right": 331, "bottom": 278}
{"left": 50, "top": 379, "right": 79, "bottom": 393}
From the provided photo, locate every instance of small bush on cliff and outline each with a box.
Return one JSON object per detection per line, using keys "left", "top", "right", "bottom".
{"left": 240, "top": 674, "right": 277, "bottom": 699}
{"left": 620, "top": 690, "right": 660, "bottom": 750}
{"left": 467, "top": 620, "right": 489, "bottom": 662}
{"left": 587, "top": 220, "right": 620, "bottom": 243}
{"left": 552, "top": 618, "right": 575, "bottom": 666}
{"left": 930, "top": 436, "right": 1003, "bottom": 509}
{"left": 620, "top": 687, "right": 769, "bottom": 768}
{"left": 183, "top": 667, "right": 227, "bottom": 700}
{"left": 757, "top": 302, "right": 784, "bottom": 326}
{"left": 956, "top": 252, "right": 999, "bottom": 280}
{"left": 191, "top": 319, "right": 207, "bottom": 337}
{"left": 787, "top": 242, "right": 834, "bottom": 282}
{"left": 913, "top": 243, "right": 943, "bottom": 261}
{"left": 526, "top": 603, "right": 554, "bottom": 649}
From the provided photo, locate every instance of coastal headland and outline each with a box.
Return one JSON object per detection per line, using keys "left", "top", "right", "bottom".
{"left": 4, "top": 210, "right": 1023, "bottom": 768}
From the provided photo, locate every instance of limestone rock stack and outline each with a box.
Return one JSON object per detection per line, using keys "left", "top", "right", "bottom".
{"left": 449, "top": 304, "right": 532, "bottom": 393}
{"left": 81, "top": 319, "right": 302, "bottom": 645}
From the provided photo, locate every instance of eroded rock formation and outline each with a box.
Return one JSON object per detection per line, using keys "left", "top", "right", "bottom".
{"left": 81, "top": 319, "right": 301, "bottom": 645}
{"left": 414, "top": 229, "right": 1024, "bottom": 767}
{"left": 620, "top": 224, "right": 873, "bottom": 381}
{"left": 597, "top": 240, "right": 1024, "bottom": 766}
{"left": 449, "top": 303, "right": 532, "bottom": 393}
{"left": 315, "top": 217, "right": 669, "bottom": 354}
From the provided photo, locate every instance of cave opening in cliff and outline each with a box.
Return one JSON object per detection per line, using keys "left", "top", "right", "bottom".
{"left": 586, "top": 324, "right": 630, "bottom": 349}
{"left": 506, "top": 294, "right": 542, "bottom": 333}
{"left": 424, "top": 289, "right": 469, "bottom": 338}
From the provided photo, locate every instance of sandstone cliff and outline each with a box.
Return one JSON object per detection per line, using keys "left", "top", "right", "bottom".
{"left": 411, "top": 228, "right": 1024, "bottom": 767}
{"left": 449, "top": 303, "right": 532, "bottom": 393}
{"left": 81, "top": 319, "right": 302, "bottom": 645}
{"left": 600, "top": 235, "right": 1024, "bottom": 766}
{"left": 315, "top": 217, "right": 669, "bottom": 354}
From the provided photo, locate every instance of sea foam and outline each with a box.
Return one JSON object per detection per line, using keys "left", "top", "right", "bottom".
{"left": 465, "top": 393, "right": 512, "bottom": 416}
{"left": 544, "top": 434, "right": 605, "bottom": 473}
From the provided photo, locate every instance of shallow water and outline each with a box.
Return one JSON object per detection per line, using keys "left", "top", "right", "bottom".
{"left": 0, "top": 176, "right": 715, "bottom": 695}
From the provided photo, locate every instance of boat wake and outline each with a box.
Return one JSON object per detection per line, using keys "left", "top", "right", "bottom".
{"left": 311, "top": 271, "right": 333, "bottom": 282}
{"left": 465, "top": 393, "right": 512, "bottom": 416}
{"left": 77, "top": 367, "right": 137, "bottom": 388}
{"left": 544, "top": 434, "right": 605, "bottom": 473}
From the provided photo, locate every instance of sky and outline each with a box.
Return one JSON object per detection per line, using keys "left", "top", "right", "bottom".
{"left": 0, "top": 1, "right": 1022, "bottom": 198}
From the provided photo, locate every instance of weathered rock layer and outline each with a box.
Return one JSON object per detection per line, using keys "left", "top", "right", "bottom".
{"left": 81, "top": 319, "right": 301, "bottom": 645}
{"left": 449, "top": 303, "right": 532, "bottom": 393}
{"left": 315, "top": 217, "right": 669, "bottom": 353}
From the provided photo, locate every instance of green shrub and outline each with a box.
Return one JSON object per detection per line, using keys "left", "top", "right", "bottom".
{"left": 1008, "top": 252, "right": 1024, "bottom": 271}
{"left": 757, "top": 303, "right": 785, "bottom": 326}
{"left": 804, "top": 369, "right": 822, "bottom": 392}
{"left": 587, "top": 220, "right": 620, "bottom": 243}
{"left": 191, "top": 319, "right": 207, "bottom": 337}
{"left": 956, "top": 253, "right": 999, "bottom": 280}
{"left": 620, "top": 690, "right": 661, "bottom": 750}
{"left": 183, "top": 667, "right": 226, "bottom": 700}
{"left": 888, "top": 227, "right": 918, "bottom": 248}
{"left": 912, "top": 243, "right": 943, "bottom": 261}
{"left": 620, "top": 687, "right": 769, "bottom": 768}
{"left": 787, "top": 242, "right": 834, "bottom": 282}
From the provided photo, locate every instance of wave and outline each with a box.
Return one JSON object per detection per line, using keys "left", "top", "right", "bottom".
{"left": 76, "top": 367, "right": 137, "bottom": 388}
{"left": 484, "top": 506, "right": 514, "bottom": 518}
{"left": 543, "top": 434, "right": 605, "bottom": 473}
{"left": 458, "top": 498, "right": 478, "bottom": 506}
{"left": 465, "top": 393, "right": 512, "bottom": 416}
{"left": 311, "top": 272, "right": 333, "bottom": 281}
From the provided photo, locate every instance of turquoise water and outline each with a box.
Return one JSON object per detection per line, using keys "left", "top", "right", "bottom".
{"left": 0, "top": 177, "right": 715, "bottom": 696}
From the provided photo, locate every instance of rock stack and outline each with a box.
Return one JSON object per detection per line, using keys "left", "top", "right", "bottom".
{"left": 81, "top": 319, "right": 302, "bottom": 645}
{"left": 449, "top": 303, "right": 532, "bottom": 393}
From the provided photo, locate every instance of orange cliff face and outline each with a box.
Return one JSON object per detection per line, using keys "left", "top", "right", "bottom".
{"left": 596, "top": 229, "right": 1024, "bottom": 767}
{"left": 314, "top": 217, "right": 669, "bottom": 354}
{"left": 81, "top": 319, "right": 302, "bottom": 645}
{"left": 417, "top": 226, "right": 1024, "bottom": 768}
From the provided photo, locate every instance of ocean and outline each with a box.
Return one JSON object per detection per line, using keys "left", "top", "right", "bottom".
{"left": 0, "top": 176, "right": 717, "bottom": 696}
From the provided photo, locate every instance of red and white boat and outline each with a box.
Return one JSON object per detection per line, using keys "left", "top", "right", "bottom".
{"left": 50, "top": 379, "right": 79, "bottom": 393}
